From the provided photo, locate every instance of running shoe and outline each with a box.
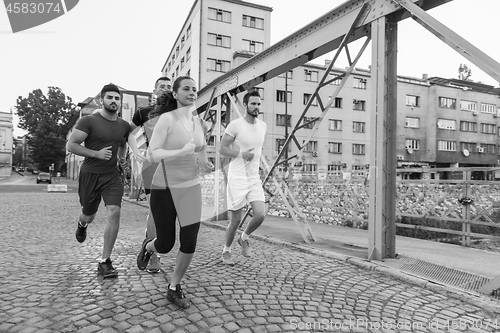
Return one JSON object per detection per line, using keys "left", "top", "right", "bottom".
{"left": 238, "top": 237, "right": 252, "bottom": 257}
{"left": 166, "top": 284, "right": 191, "bottom": 309}
{"left": 147, "top": 254, "right": 161, "bottom": 273}
{"left": 76, "top": 221, "right": 87, "bottom": 243}
{"left": 222, "top": 251, "right": 235, "bottom": 265}
{"left": 137, "top": 238, "right": 153, "bottom": 270}
{"left": 97, "top": 258, "right": 118, "bottom": 278}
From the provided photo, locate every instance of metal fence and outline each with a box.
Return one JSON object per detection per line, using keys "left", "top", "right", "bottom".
{"left": 200, "top": 167, "right": 500, "bottom": 246}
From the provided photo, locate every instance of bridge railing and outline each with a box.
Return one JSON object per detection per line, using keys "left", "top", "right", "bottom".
{"left": 200, "top": 166, "right": 500, "bottom": 246}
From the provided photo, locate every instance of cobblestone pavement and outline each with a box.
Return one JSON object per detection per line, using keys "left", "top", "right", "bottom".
{"left": 1, "top": 192, "right": 500, "bottom": 333}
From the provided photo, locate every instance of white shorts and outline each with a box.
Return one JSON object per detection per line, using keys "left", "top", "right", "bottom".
{"left": 227, "top": 178, "right": 264, "bottom": 211}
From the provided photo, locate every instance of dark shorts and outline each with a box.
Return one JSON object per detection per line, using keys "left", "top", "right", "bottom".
{"left": 142, "top": 161, "right": 159, "bottom": 195}
{"left": 78, "top": 171, "right": 123, "bottom": 216}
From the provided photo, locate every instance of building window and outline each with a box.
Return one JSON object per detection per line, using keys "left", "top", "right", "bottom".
{"left": 439, "top": 97, "right": 456, "bottom": 109}
{"left": 181, "top": 36, "right": 185, "bottom": 49}
{"left": 405, "top": 139, "right": 420, "bottom": 150}
{"left": 303, "top": 117, "right": 317, "bottom": 129}
{"left": 460, "top": 121, "right": 477, "bottom": 132}
{"left": 460, "top": 100, "right": 477, "bottom": 112}
{"left": 276, "top": 138, "right": 290, "bottom": 152}
{"left": 303, "top": 93, "right": 318, "bottom": 106}
{"left": 304, "top": 141, "right": 318, "bottom": 152}
{"left": 242, "top": 39, "right": 263, "bottom": 53}
{"left": 328, "top": 164, "right": 342, "bottom": 171}
{"left": 353, "top": 99, "right": 366, "bottom": 111}
{"left": 254, "top": 87, "right": 264, "bottom": 99}
{"left": 328, "top": 97, "right": 342, "bottom": 108}
{"left": 186, "top": 47, "right": 191, "bottom": 60}
{"left": 186, "top": 24, "right": 191, "bottom": 37}
{"left": 353, "top": 121, "right": 365, "bottom": 133}
{"left": 242, "top": 15, "right": 264, "bottom": 29}
{"left": 481, "top": 144, "right": 495, "bottom": 154}
{"left": 276, "top": 90, "right": 292, "bottom": 103}
{"left": 276, "top": 114, "right": 291, "bottom": 127}
{"left": 304, "top": 164, "right": 317, "bottom": 172}
{"left": 208, "top": 7, "right": 231, "bottom": 23}
{"left": 353, "top": 77, "right": 367, "bottom": 89}
{"left": 460, "top": 142, "right": 476, "bottom": 152}
{"left": 352, "top": 144, "right": 365, "bottom": 155}
{"left": 278, "top": 70, "right": 293, "bottom": 79}
{"left": 207, "top": 58, "right": 230, "bottom": 72}
{"left": 437, "top": 140, "right": 456, "bottom": 151}
{"left": 405, "top": 117, "right": 420, "bottom": 128}
{"left": 175, "top": 46, "right": 180, "bottom": 58}
{"left": 304, "top": 70, "right": 319, "bottom": 82}
{"left": 176, "top": 66, "right": 179, "bottom": 77}
{"left": 329, "top": 119, "right": 342, "bottom": 131}
{"left": 480, "top": 123, "right": 496, "bottom": 134}
{"left": 437, "top": 119, "right": 456, "bottom": 130}
{"left": 406, "top": 95, "right": 420, "bottom": 107}
{"left": 328, "top": 142, "right": 342, "bottom": 154}
{"left": 481, "top": 103, "right": 496, "bottom": 114}
{"left": 208, "top": 33, "right": 231, "bottom": 48}
{"left": 180, "top": 57, "right": 185, "bottom": 69}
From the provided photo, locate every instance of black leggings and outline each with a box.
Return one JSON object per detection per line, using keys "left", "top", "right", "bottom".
{"left": 150, "top": 185, "right": 201, "bottom": 254}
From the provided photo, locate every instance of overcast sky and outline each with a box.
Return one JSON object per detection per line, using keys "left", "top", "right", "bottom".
{"left": 1, "top": 0, "right": 499, "bottom": 136}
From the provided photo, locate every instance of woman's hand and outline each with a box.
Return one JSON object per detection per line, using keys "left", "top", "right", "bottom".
{"left": 199, "top": 161, "right": 215, "bottom": 174}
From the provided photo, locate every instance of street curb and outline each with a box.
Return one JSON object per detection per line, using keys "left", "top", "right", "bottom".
{"left": 122, "top": 197, "right": 500, "bottom": 316}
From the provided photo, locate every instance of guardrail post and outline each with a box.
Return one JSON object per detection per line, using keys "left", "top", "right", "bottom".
{"left": 462, "top": 169, "right": 471, "bottom": 246}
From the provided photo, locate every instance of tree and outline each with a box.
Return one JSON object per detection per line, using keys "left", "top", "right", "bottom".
{"left": 15, "top": 87, "right": 75, "bottom": 171}
{"left": 458, "top": 63, "right": 472, "bottom": 81}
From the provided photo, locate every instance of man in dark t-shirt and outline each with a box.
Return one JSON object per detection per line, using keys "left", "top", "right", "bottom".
{"left": 67, "top": 83, "right": 131, "bottom": 278}
{"left": 128, "top": 77, "right": 172, "bottom": 273}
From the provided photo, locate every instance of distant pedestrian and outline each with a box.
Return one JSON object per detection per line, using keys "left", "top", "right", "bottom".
{"left": 220, "top": 90, "right": 267, "bottom": 265}
{"left": 128, "top": 77, "right": 172, "bottom": 273}
{"left": 67, "top": 83, "right": 131, "bottom": 278}
{"left": 136, "top": 76, "right": 213, "bottom": 308}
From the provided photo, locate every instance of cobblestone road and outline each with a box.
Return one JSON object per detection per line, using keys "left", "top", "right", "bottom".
{"left": 1, "top": 192, "right": 499, "bottom": 332}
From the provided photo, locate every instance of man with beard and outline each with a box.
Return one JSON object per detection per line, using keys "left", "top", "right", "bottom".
{"left": 67, "top": 83, "right": 131, "bottom": 278}
{"left": 219, "top": 90, "right": 267, "bottom": 265}
{"left": 128, "top": 77, "right": 172, "bottom": 273}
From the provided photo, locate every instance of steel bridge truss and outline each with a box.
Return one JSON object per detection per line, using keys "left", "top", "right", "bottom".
{"left": 194, "top": 0, "right": 500, "bottom": 259}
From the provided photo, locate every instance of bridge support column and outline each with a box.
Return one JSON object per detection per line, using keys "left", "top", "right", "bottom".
{"left": 368, "top": 16, "right": 398, "bottom": 260}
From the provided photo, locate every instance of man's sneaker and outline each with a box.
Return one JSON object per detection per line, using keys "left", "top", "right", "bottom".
{"left": 137, "top": 238, "right": 153, "bottom": 270}
{"left": 166, "top": 284, "right": 191, "bottom": 309}
{"left": 76, "top": 221, "right": 87, "bottom": 243}
{"left": 146, "top": 254, "right": 161, "bottom": 273}
{"left": 238, "top": 237, "right": 252, "bottom": 257}
{"left": 97, "top": 258, "right": 118, "bottom": 278}
{"left": 222, "top": 251, "right": 235, "bottom": 265}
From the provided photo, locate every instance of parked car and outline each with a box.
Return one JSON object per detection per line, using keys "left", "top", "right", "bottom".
{"left": 37, "top": 172, "right": 51, "bottom": 184}
{"left": 32, "top": 169, "right": 40, "bottom": 175}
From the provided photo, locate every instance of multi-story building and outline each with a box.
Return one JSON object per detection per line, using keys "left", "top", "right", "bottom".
{"left": 161, "top": 0, "right": 272, "bottom": 88}
{"left": 162, "top": 0, "right": 500, "bottom": 180}
{"left": 0, "top": 111, "right": 13, "bottom": 178}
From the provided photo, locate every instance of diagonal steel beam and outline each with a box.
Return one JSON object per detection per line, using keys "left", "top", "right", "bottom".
{"left": 392, "top": 0, "right": 500, "bottom": 83}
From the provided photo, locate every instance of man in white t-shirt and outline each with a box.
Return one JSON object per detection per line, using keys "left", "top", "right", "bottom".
{"left": 219, "top": 90, "right": 267, "bottom": 265}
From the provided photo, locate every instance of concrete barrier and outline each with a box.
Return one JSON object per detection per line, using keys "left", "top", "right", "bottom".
{"left": 47, "top": 184, "right": 67, "bottom": 193}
